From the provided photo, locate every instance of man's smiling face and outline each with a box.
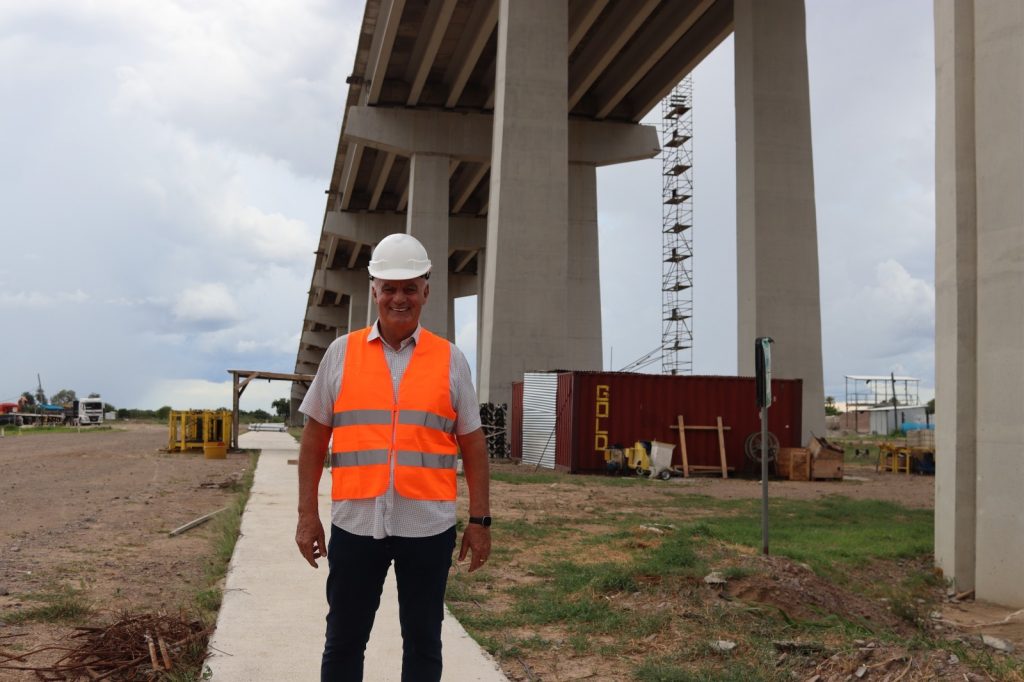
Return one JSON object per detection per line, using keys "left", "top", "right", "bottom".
{"left": 372, "top": 277, "right": 429, "bottom": 344}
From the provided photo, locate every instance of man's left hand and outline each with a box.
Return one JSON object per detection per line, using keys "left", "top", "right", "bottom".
{"left": 458, "top": 524, "right": 491, "bottom": 572}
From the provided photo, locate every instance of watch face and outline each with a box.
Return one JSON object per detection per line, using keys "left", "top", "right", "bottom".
{"left": 471, "top": 516, "right": 492, "bottom": 527}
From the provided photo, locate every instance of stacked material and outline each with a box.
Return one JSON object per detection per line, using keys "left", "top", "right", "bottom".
{"left": 907, "top": 429, "right": 935, "bottom": 449}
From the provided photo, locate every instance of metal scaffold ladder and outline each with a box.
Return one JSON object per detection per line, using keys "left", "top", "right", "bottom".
{"left": 661, "top": 77, "right": 694, "bottom": 375}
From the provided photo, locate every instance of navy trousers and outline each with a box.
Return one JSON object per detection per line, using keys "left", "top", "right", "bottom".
{"left": 321, "top": 525, "right": 456, "bottom": 682}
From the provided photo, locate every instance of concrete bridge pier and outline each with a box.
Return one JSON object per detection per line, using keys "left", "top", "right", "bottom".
{"left": 480, "top": 0, "right": 573, "bottom": 406}
{"left": 734, "top": 0, "right": 825, "bottom": 444}
{"left": 406, "top": 152, "right": 451, "bottom": 337}
{"left": 935, "top": 0, "right": 1024, "bottom": 608}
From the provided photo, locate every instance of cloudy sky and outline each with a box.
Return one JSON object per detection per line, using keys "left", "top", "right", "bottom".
{"left": 0, "top": 1, "right": 934, "bottom": 412}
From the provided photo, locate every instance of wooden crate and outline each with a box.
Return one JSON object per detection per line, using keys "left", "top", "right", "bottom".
{"left": 811, "top": 450, "right": 844, "bottom": 480}
{"left": 806, "top": 434, "right": 844, "bottom": 480}
{"left": 776, "top": 447, "right": 811, "bottom": 481}
{"left": 907, "top": 429, "right": 935, "bottom": 449}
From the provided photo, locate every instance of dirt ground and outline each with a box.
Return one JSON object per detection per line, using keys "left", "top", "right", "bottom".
{"left": 2, "top": 430, "right": 1017, "bottom": 681}
{"left": 451, "top": 461, "right": 1024, "bottom": 681}
{"left": 0, "top": 423, "right": 252, "bottom": 679}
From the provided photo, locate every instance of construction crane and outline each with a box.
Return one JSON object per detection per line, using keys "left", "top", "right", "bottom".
{"left": 35, "top": 373, "right": 47, "bottom": 405}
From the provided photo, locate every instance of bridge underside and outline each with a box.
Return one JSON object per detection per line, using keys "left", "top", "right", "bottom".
{"left": 294, "top": 0, "right": 825, "bottom": 450}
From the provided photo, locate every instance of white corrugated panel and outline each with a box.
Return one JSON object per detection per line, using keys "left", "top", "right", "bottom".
{"left": 522, "top": 372, "right": 559, "bottom": 469}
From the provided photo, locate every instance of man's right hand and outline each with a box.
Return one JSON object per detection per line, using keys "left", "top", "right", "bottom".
{"left": 296, "top": 512, "right": 327, "bottom": 568}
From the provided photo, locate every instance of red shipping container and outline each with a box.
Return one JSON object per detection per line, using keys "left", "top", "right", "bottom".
{"left": 510, "top": 381, "right": 524, "bottom": 460}
{"left": 512, "top": 372, "right": 802, "bottom": 476}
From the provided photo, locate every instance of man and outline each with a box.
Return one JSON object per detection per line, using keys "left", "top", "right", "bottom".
{"left": 295, "top": 233, "right": 492, "bottom": 682}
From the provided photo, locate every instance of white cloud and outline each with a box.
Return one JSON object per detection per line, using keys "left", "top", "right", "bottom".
{"left": 140, "top": 377, "right": 289, "bottom": 412}
{"left": 0, "top": 0, "right": 940, "bottom": 414}
{"left": 172, "top": 283, "right": 241, "bottom": 331}
{"left": 212, "top": 198, "right": 313, "bottom": 266}
{"left": 823, "top": 259, "right": 935, "bottom": 397}
{"left": 0, "top": 290, "right": 90, "bottom": 307}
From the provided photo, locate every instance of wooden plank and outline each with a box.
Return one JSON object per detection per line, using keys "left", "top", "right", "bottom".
{"left": 670, "top": 424, "right": 732, "bottom": 431}
{"left": 169, "top": 507, "right": 228, "bottom": 537}
{"left": 717, "top": 416, "right": 728, "bottom": 479}
{"left": 677, "top": 414, "right": 689, "bottom": 478}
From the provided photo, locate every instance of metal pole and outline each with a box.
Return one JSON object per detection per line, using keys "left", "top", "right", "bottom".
{"left": 231, "top": 372, "right": 240, "bottom": 451}
{"left": 761, "top": 404, "right": 769, "bottom": 555}
{"left": 891, "top": 371, "right": 898, "bottom": 435}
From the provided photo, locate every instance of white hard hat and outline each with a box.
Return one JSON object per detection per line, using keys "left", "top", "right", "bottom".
{"left": 367, "top": 233, "right": 432, "bottom": 280}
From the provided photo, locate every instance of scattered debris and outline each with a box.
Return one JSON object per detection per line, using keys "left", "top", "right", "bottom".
{"left": 0, "top": 611, "right": 209, "bottom": 680}
{"left": 713, "top": 640, "right": 737, "bottom": 652}
{"left": 773, "top": 640, "right": 826, "bottom": 655}
{"left": 854, "top": 664, "right": 867, "bottom": 678}
{"left": 703, "top": 571, "right": 727, "bottom": 587}
{"left": 981, "top": 634, "right": 1014, "bottom": 653}
{"left": 168, "top": 507, "right": 228, "bottom": 537}
{"left": 638, "top": 525, "right": 664, "bottom": 535}
{"left": 951, "top": 589, "right": 975, "bottom": 603}
{"left": 198, "top": 472, "right": 242, "bottom": 489}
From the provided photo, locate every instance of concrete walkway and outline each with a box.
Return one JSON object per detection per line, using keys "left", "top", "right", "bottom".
{"left": 206, "top": 431, "right": 507, "bottom": 681}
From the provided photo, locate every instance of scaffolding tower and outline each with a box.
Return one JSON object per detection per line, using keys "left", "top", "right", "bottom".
{"left": 660, "top": 77, "right": 694, "bottom": 375}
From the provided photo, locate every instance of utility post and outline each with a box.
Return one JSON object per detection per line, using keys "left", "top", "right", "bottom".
{"left": 755, "top": 337, "right": 774, "bottom": 555}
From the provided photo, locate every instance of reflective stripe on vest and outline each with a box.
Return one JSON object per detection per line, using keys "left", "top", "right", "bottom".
{"left": 330, "top": 326, "right": 459, "bottom": 501}
{"left": 332, "top": 408, "right": 455, "bottom": 435}
{"left": 330, "top": 450, "right": 456, "bottom": 470}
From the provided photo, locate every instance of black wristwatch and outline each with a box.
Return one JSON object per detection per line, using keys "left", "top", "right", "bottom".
{"left": 468, "top": 515, "right": 492, "bottom": 528}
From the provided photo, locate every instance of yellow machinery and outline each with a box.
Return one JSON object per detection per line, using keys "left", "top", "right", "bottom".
{"left": 604, "top": 441, "right": 653, "bottom": 477}
{"left": 877, "top": 442, "right": 936, "bottom": 475}
{"left": 168, "top": 410, "right": 232, "bottom": 452}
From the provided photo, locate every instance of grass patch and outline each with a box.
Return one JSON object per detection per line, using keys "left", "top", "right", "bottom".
{"left": 4, "top": 584, "right": 93, "bottom": 624}
{"left": 1, "top": 425, "right": 116, "bottom": 436}
{"left": 635, "top": 659, "right": 780, "bottom": 682}
{"left": 449, "top": 482, "right": 980, "bottom": 680}
{"left": 498, "top": 517, "right": 559, "bottom": 541}
{"left": 686, "top": 496, "right": 933, "bottom": 574}
{"left": 491, "top": 468, "right": 654, "bottom": 487}
{"left": 194, "top": 451, "right": 259, "bottom": 617}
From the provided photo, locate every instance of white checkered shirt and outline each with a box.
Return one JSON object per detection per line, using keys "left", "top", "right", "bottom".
{"left": 299, "top": 321, "right": 481, "bottom": 539}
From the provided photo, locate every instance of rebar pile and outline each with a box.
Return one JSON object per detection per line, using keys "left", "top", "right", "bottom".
{"left": 0, "top": 612, "right": 209, "bottom": 680}
{"left": 478, "top": 402, "right": 509, "bottom": 458}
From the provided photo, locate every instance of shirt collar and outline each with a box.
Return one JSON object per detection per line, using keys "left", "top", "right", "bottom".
{"left": 368, "top": 319, "right": 421, "bottom": 351}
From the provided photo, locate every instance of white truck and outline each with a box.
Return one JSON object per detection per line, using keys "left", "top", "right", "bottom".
{"left": 65, "top": 398, "right": 105, "bottom": 426}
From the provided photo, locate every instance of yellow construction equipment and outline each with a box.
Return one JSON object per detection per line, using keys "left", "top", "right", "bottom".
{"left": 167, "top": 410, "right": 232, "bottom": 453}
{"left": 603, "top": 441, "right": 653, "bottom": 477}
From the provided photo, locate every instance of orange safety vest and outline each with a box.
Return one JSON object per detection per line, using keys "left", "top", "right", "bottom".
{"left": 330, "top": 326, "right": 459, "bottom": 501}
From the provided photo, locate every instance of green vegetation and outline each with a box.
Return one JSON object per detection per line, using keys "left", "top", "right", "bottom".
{"left": 676, "top": 496, "right": 933, "bottom": 574}
{"left": 491, "top": 469, "right": 651, "bottom": 487}
{"left": 0, "top": 425, "right": 115, "bottom": 436}
{"left": 635, "top": 660, "right": 782, "bottom": 682}
{"left": 193, "top": 451, "right": 258, "bottom": 620}
{"left": 446, "top": 475, "right": 1024, "bottom": 681}
{"left": 3, "top": 584, "right": 93, "bottom": 624}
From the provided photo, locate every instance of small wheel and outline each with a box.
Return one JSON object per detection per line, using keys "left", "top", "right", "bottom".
{"left": 635, "top": 467, "right": 647, "bottom": 477}
{"left": 659, "top": 470, "right": 672, "bottom": 481}
{"left": 745, "top": 431, "right": 779, "bottom": 463}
